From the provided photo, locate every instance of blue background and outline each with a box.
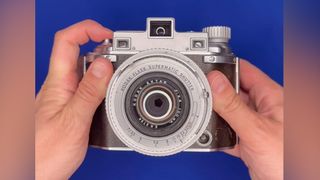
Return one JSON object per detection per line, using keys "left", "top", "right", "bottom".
{"left": 36, "top": 0, "right": 283, "bottom": 179}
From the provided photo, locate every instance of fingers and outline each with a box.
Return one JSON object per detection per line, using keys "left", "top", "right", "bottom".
{"left": 47, "top": 19, "right": 113, "bottom": 88}
{"left": 240, "top": 89, "right": 256, "bottom": 110}
{"left": 240, "top": 60, "right": 283, "bottom": 113}
{"left": 207, "top": 71, "right": 260, "bottom": 141}
{"left": 66, "top": 58, "right": 113, "bottom": 124}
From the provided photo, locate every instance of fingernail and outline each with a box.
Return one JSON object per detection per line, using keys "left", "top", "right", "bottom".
{"left": 91, "top": 61, "right": 107, "bottom": 78}
{"left": 209, "top": 72, "right": 227, "bottom": 94}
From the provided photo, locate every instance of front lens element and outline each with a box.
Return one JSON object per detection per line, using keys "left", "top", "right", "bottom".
{"left": 143, "top": 89, "right": 173, "bottom": 121}
{"left": 125, "top": 72, "right": 190, "bottom": 137}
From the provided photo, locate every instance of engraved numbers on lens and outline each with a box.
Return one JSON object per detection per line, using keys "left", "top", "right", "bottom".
{"left": 127, "top": 128, "right": 136, "bottom": 137}
{"left": 153, "top": 140, "right": 159, "bottom": 147}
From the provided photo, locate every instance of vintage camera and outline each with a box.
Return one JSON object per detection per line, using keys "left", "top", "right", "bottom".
{"left": 84, "top": 17, "right": 239, "bottom": 156}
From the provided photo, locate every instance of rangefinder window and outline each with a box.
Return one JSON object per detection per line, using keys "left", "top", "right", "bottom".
{"left": 149, "top": 21, "right": 172, "bottom": 37}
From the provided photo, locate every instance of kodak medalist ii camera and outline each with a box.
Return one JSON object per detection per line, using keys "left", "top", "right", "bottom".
{"left": 85, "top": 17, "right": 239, "bottom": 156}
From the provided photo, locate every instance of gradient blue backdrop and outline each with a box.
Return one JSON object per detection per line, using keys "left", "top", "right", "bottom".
{"left": 36, "top": 0, "right": 283, "bottom": 179}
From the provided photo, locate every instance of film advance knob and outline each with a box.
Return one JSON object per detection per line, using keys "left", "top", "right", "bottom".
{"left": 202, "top": 26, "right": 231, "bottom": 42}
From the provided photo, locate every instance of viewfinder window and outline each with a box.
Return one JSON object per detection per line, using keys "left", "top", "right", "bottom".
{"left": 149, "top": 21, "right": 172, "bottom": 37}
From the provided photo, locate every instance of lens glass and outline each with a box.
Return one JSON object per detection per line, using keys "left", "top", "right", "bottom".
{"left": 125, "top": 72, "right": 190, "bottom": 137}
{"left": 143, "top": 89, "right": 172, "bottom": 121}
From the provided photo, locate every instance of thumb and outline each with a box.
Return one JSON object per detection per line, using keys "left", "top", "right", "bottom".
{"left": 207, "top": 71, "right": 259, "bottom": 141}
{"left": 67, "top": 58, "right": 113, "bottom": 123}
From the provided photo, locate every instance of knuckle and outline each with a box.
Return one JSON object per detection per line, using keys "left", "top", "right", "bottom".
{"left": 77, "top": 80, "right": 101, "bottom": 103}
{"left": 54, "top": 30, "right": 66, "bottom": 41}
{"left": 224, "top": 93, "right": 242, "bottom": 114}
{"left": 82, "top": 19, "right": 98, "bottom": 26}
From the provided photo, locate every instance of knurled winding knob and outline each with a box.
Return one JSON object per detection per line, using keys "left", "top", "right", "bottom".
{"left": 202, "top": 26, "right": 231, "bottom": 42}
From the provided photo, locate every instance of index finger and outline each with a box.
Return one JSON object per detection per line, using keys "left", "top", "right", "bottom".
{"left": 46, "top": 19, "right": 113, "bottom": 87}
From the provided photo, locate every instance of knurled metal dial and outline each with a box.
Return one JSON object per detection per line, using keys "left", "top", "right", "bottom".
{"left": 202, "top": 26, "right": 231, "bottom": 40}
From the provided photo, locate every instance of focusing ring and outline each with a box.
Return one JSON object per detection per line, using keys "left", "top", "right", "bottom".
{"left": 106, "top": 49, "right": 212, "bottom": 156}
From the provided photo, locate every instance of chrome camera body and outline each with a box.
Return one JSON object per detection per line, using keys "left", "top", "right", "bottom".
{"left": 85, "top": 17, "right": 239, "bottom": 156}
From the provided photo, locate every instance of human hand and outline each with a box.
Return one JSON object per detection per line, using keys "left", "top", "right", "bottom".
{"left": 207, "top": 60, "right": 283, "bottom": 180}
{"left": 35, "top": 20, "right": 113, "bottom": 180}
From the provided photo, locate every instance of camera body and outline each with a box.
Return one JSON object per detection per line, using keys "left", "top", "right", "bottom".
{"left": 85, "top": 18, "right": 239, "bottom": 156}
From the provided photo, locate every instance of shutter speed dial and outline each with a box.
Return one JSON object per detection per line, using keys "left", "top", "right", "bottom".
{"left": 202, "top": 26, "right": 231, "bottom": 42}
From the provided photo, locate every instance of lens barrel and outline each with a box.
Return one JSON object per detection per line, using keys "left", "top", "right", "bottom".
{"left": 125, "top": 72, "right": 190, "bottom": 137}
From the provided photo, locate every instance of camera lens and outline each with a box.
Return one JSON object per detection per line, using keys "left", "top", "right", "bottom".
{"left": 105, "top": 49, "right": 213, "bottom": 156}
{"left": 125, "top": 72, "right": 190, "bottom": 137}
{"left": 142, "top": 89, "right": 173, "bottom": 122}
